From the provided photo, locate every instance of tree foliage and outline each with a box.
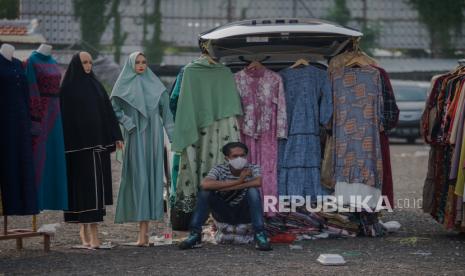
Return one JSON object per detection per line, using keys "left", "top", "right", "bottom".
{"left": 326, "top": 0, "right": 351, "bottom": 26}
{"left": 326, "top": 0, "right": 378, "bottom": 55}
{"left": 109, "top": 0, "right": 127, "bottom": 63}
{"left": 0, "top": 0, "right": 19, "bottom": 19}
{"left": 143, "top": 0, "right": 165, "bottom": 64}
{"left": 409, "top": 0, "right": 465, "bottom": 57}
{"left": 73, "top": 0, "right": 111, "bottom": 57}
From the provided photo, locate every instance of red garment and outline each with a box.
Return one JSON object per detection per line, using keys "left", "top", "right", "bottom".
{"left": 269, "top": 233, "right": 296, "bottom": 244}
{"left": 380, "top": 132, "right": 394, "bottom": 207}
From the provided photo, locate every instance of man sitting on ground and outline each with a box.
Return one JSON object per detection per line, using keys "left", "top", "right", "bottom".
{"left": 178, "top": 142, "right": 272, "bottom": 251}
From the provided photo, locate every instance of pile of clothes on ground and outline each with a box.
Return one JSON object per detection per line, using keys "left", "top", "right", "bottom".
{"left": 202, "top": 208, "right": 397, "bottom": 245}
{"left": 265, "top": 208, "right": 387, "bottom": 243}
{"left": 201, "top": 221, "right": 255, "bottom": 245}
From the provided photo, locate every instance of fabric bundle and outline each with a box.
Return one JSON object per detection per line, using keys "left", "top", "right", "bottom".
{"left": 213, "top": 222, "right": 254, "bottom": 244}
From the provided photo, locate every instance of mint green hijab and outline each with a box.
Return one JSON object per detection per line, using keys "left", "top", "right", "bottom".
{"left": 111, "top": 51, "right": 165, "bottom": 119}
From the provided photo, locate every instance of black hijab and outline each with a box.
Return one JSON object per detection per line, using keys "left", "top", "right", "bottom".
{"left": 60, "top": 52, "right": 122, "bottom": 152}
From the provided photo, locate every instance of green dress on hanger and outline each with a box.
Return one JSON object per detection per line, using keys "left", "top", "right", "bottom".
{"left": 172, "top": 57, "right": 242, "bottom": 218}
{"left": 111, "top": 51, "right": 174, "bottom": 223}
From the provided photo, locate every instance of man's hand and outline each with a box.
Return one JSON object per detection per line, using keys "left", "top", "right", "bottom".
{"left": 239, "top": 169, "right": 252, "bottom": 183}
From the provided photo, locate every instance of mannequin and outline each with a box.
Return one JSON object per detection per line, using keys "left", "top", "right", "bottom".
{"left": 36, "top": 43, "right": 52, "bottom": 56}
{"left": 24, "top": 43, "right": 68, "bottom": 211}
{"left": 60, "top": 52, "right": 122, "bottom": 249}
{"left": 0, "top": 44, "right": 15, "bottom": 61}
{"left": 111, "top": 52, "right": 174, "bottom": 246}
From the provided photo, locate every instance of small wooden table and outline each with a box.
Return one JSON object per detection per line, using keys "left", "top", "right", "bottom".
{"left": 1, "top": 216, "right": 51, "bottom": 252}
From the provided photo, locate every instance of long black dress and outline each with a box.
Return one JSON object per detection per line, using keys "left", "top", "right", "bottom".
{"left": 0, "top": 54, "right": 38, "bottom": 216}
{"left": 60, "top": 53, "right": 122, "bottom": 223}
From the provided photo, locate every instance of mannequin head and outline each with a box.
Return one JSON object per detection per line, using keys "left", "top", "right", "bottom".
{"left": 134, "top": 53, "right": 147, "bottom": 74}
{"left": 79, "top": 52, "right": 93, "bottom": 74}
{"left": 0, "top": 44, "right": 15, "bottom": 61}
{"left": 37, "top": 44, "right": 52, "bottom": 56}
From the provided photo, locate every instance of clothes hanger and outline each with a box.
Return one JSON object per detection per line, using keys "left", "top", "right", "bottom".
{"left": 237, "top": 56, "right": 270, "bottom": 70}
{"left": 247, "top": 60, "right": 265, "bottom": 70}
{"left": 199, "top": 40, "right": 218, "bottom": 64}
{"left": 450, "top": 59, "right": 465, "bottom": 74}
{"left": 344, "top": 38, "right": 378, "bottom": 67}
{"left": 345, "top": 53, "right": 377, "bottom": 67}
{"left": 290, "top": 58, "right": 310, "bottom": 68}
{"left": 200, "top": 53, "right": 218, "bottom": 64}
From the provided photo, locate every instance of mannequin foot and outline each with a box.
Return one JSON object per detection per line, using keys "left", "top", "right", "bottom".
{"left": 135, "top": 236, "right": 149, "bottom": 246}
{"left": 137, "top": 221, "right": 150, "bottom": 246}
{"left": 89, "top": 224, "right": 100, "bottom": 248}
{"left": 79, "top": 224, "right": 91, "bottom": 247}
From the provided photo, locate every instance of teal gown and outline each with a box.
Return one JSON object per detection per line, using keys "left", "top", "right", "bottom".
{"left": 111, "top": 52, "right": 174, "bottom": 223}
{"left": 112, "top": 92, "right": 174, "bottom": 223}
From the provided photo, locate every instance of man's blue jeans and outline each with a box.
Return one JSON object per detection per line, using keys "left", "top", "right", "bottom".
{"left": 189, "top": 187, "right": 265, "bottom": 234}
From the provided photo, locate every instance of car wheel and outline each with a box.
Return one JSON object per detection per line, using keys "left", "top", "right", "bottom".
{"left": 407, "top": 137, "right": 416, "bottom": 144}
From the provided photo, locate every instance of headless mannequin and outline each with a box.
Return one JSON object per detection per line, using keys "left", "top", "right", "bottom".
{"left": 36, "top": 44, "right": 52, "bottom": 56}
{"left": 0, "top": 44, "right": 15, "bottom": 61}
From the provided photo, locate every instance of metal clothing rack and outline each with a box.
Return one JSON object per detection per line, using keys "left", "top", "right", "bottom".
{"left": 0, "top": 214, "right": 51, "bottom": 252}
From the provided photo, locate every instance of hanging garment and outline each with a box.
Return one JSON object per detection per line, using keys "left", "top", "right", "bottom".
{"left": 422, "top": 147, "right": 436, "bottom": 214}
{"left": 174, "top": 117, "right": 240, "bottom": 215}
{"left": 373, "top": 66, "right": 399, "bottom": 131}
{"left": 168, "top": 68, "right": 185, "bottom": 206}
{"left": 331, "top": 66, "right": 384, "bottom": 208}
{"left": 278, "top": 65, "right": 333, "bottom": 197}
{"left": 111, "top": 52, "right": 174, "bottom": 223}
{"left": 421, "top": 65, "right": 465, "bottom": 229}
{"left": 380, "top": 132, "right": 393, "bottom": 206}
{"left": 448, "top": 81, "right": 465, "bottom": 146}
{"left": 24, "top": 51, "right": 67, "bottom": 211}
{"left": 171, "top": 57, "right": 243, "bottom": 152}
{"left": 171, "top": 57, "right": 242, "bottom": 228}
{"left": 0, "top": 187, "right": 2, "bottom": 216}
{"left": 450, "top": 85, "right": 465, "bottom": 181}
{"left": 373, "top": 66, "right": 399, "bottom": 207}
{"left": 169, "top": 67, "right": 185, "bottom": 120}
{"left": 234, "top": 67, "right": 287, "bottom": 206}
{"left": 0, "top": 54, "right": 38, "bottom": 215}
{"left": 60, "top": 53, "right": 122, "bottom": 223}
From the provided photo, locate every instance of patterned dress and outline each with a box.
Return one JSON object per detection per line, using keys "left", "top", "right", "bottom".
{"left": 24, "top": 51, "right": 68, "bottom": 211}
{"left": 175, "top": 117, "right": 240, "bottom": 214}
{"left": 331, "top": 66, "right": 384, "bottom": 208}
{"left": 171, "top": 58, "right": 242, "bottom": 229}
{"left": 278, "top": 65, "right": 333, "bottom": 197}
{"left": 234, "top": 67, "right": 287, "bottom": 207}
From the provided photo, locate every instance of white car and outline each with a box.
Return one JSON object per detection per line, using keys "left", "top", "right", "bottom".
{"left": 198, "top": 18, "right": 363, "bottom": 68}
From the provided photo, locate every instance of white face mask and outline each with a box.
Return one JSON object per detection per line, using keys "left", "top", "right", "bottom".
{"left": 228, "top": 157, "right": 248, "bottom": 170}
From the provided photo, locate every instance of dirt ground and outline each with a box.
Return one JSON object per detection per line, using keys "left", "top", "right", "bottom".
{"left": 2, "top": 141, "right": 465, "bottom": 275}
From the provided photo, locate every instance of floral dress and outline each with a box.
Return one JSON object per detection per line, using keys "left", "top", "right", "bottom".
{"left": 235, "top": 67, "right": 287, "bottom": 208}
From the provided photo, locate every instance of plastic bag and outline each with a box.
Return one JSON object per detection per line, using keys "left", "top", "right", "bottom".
{"left": 37, "top": 223, "right": 61, "bottom": 235}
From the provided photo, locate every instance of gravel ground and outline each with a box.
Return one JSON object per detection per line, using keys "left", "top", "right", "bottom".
{"left": 2, "top": 141, "right": 465, "bottom": 275}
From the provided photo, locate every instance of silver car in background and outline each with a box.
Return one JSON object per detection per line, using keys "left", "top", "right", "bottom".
{"left": 389, "top": 80, "right": 429, "bottom": 144}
